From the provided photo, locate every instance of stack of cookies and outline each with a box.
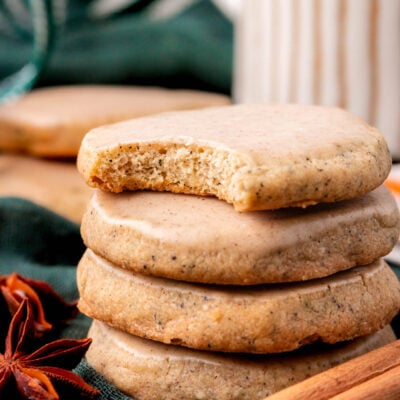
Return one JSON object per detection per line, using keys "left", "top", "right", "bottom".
{"left": 76, "top": 104, "right": 400, "bottom": 399}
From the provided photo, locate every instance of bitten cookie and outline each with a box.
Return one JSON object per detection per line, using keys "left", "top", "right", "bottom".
{"left": 0, "top": 154, "right": 92, "bottom": 223}
{"left": 0, "top": 85, "right": 230, "bottom": 157}
{"left": 77, "top": 250, "right": 400, "bottom": 354}
{"left": 81, "top": 186, "right": 399, "bottom": 284}
{"left": 86, "top": 320, "right": 395, "bottom": 400}
{"left": 77, "top": 104, "right": 391, "bottom": 211}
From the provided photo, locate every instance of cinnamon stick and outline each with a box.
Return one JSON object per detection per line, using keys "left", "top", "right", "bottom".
{"left": 266, "top": 339, "right": 400, "bottom": 400}
{"left": 330, "top": 364, "right": 400, "bottom": 400}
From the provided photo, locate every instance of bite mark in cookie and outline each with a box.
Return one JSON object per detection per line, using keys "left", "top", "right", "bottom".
{"left": 77, "top": 104, "right": 391, "bottom": 210}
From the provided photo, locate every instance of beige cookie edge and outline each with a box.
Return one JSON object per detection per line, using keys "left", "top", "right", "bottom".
{"left": 86, "top": 320, "right": 395, "bottom": 400}
{"left": 77, "top": 250, "right": 400, "bottom": 353}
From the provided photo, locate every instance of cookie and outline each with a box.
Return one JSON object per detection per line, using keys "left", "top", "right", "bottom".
{"left": 0, "top": 154, "right": 92, "bottom": 223}
{"left": 77, "top": 250, "right": 400, "bottom": 353}
{"left": 77, "top": 104, "right": 391, "bottom": 211}
{"left": 81, "top": 186, "right": 399, "bottom": 284}
{"left": 0, "top": 85, "right": 230, "bottom": 157}
{"left": 86, "top": 320, "right": 395, "bottom": 400}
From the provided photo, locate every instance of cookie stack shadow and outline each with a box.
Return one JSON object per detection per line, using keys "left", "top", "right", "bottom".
{"left": 76, "top": 104, "right": 400, "bottom": 400}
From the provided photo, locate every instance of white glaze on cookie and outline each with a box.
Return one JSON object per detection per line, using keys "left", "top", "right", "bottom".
{"left": 81, "top": 186, "right": 399, "bottom": 284}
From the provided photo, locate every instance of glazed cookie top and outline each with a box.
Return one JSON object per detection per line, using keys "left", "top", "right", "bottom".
{"left": 77, "top": 104, "right": 391, "bottom": 211}
{"left": 0, "top": 85, "right": 230, "bottom": 157}
{"left": 81, "top": 185, "right": 399, "bottom": 284}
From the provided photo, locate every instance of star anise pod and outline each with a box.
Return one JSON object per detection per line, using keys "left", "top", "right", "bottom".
{"left": 0, "top": 273, "right": 78, "bottom": 340}
{"left": 0, "top": 299, "right": 100, "bottom": 400}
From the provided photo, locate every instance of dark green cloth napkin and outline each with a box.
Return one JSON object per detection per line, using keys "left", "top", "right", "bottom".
{"left": 1, "top": 196, "right": 399, "bottom": 399}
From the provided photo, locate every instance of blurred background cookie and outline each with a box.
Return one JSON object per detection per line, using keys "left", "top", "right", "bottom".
{"left": 0, "top": 154, "right": 92, "bottom": 223}
{"left": 0, "top": 84, "right": 230, "bottom": 222}
{"left": 0, "top": 85, "right": 230, "bottom": 157}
